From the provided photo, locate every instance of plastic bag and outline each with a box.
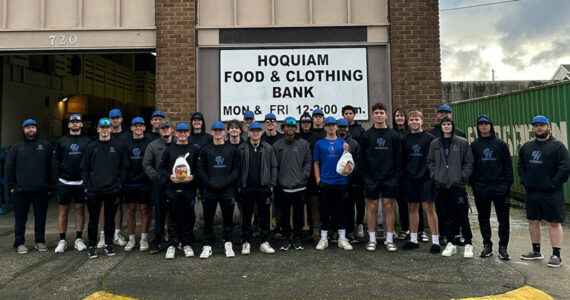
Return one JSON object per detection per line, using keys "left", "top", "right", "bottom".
{"left": 336, "top": 151, "right": 355, "bottom": 176}
{"left": 173, "top": 153, "right": 190, "bottom": 180}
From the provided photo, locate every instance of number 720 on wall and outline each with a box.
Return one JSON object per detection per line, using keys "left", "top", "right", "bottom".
{"left": 48, "top": 34, "right": 78, "bottom": 46}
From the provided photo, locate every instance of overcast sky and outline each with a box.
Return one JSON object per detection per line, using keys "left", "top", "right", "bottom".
{"left": 439, "top": 0, "right": 570, "bottom": 81}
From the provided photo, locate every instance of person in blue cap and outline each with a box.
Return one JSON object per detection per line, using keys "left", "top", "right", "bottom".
{"left": 53, "top": 114, "right": 92, "bottom": 254}
{"left": 428, "top": 104, "right": 466, "bottom": 139}
{"left": 242, "top": 111, "right": 255, "bottom": 140}
{"left": 81, "top": 118, "right": 129, "bottom": 259}
{"left": 313, "top": 116, "right": 353, "bottom": 251}
{"left": 519, "top": 115, "right": 570, "bottom": 268}
{"left": 109, "top": 108, "right": 130, "bottom": 143}
{"left": 6, "top": 119, "right": 54, "bottom": 254}
{"left": 237, "top": 122, "right": 277, "bottom": 255}
{"left": 197, "top": 121, "right": 241, "bottom": 259}
{"left": 149, "top": 110, "right": 166, "bottom": 140}
{"left": 307, "top": 108, "right": 326, "bottom": 244}
{"left": 273, "top": 117, "right": 312, "bottom": 251}
{"left": 261, "top": 113, "right": 283, "bottom": 145}
{"left": 123, "top": 117, "right": 153, "bottom": 252}
{"left": 159, "top": 122, "right": 199, "bottom": 259}
{"left": 469, "top": 115, "right": 513, "bottom": 260}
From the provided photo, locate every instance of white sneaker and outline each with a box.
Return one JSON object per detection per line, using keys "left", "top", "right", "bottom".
{"left": 200, "top": 246, "right": 212, "bottom": 259}
{"left": 241, "top": 242, "right": 251, "bottom": 255}
{"left": 140, "top": 240, "right": 149, "bottom": 251}
{"left": 55, "top": 240, "right": 67, "bottom": 254}
{"left": 74, "top": 238, "right": 87, "bottom": 251}
{"left": 183, "top": 245, "right": 194, "bottom": 257}
{"left": 114, "top": 233, "right": 127, "bottom": 246}
{"left": 124, "top": 239, "right": 136, "bottom": 251}
{"left": 165, "top": 246, "right": 175, "bottom": 259}
{"left": 442, "top": 242, "right": 457, "bottom": 257}
{"left": 316, "top": 238, "right": 328, "bottom": 251}
{"left": 97, "top": 234, "right": 106, "bottom": 249}
{"left": 260, "top": 242, "right": 275, "bottom": 254}
{"left": 464, "top": 244, "right": 474, "bottom": 259}
{"left": 338, "top": 238, "right": 353, "bottom": 251}
{"left": 356, "top": 224, "right": 364, "bottom": 238}
{"left": 225, "top": 242, "right": 235, "bottom": 257}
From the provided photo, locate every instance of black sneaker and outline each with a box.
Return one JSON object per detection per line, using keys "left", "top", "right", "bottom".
{"left": 454, "top": 235, "right": 466, "bottom": 246}
{"left": 149, "top": 240, "right": 161, "bottom": 254}
{"left": 280, "top": 240, "right": 291, "bottom": 251}
{"left": 547, "top": 255, "right": 562, "bottom": 267}
{"left": 439, "top": 236, "right": 448, "bottom": 246}
{"left": 402, "top": 241, "right": 419, "bottom": 250}
{"left": 520, "top": 250, "right": 544, "bottom": 260}
{"left": 293, "top": 240, "right": 304, "bottom": 251}
{"left": 347, "top": 233, "right": 359, "bottom": 244}
{"left": 104, "top": 245, "right": 116, "bottom": 256}
{"left": 88, "top": 247, "right": 98, "bottom": 259}
{"left": 480, "top": 244, "right": 493, "bottom": 257}
{"left": 429, "top": 244, "right": 441, "bottom": 254}
{"left": 329, "top": 232, "right": 339, "bottom": 244}
{"left": 498, "top": 246, "right": 510, "bottom": 260}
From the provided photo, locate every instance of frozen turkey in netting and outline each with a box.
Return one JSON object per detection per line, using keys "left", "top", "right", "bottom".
{"left": 173, "top": 153, "right": 190, "bottom": 180}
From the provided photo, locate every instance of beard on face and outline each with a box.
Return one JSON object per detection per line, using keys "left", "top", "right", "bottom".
{"left": 535, "top": 130, "right": 549, "bottom": 139}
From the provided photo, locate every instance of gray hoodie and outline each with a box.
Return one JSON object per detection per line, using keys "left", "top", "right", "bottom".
{"left": 272, "top": 137, "right": 312, "bottom": 190}
{"left": 427, "top": 120, "right": 473, "bottom": 189}
{"left": 143, "top": 135, "right": 175, "bottom": 183}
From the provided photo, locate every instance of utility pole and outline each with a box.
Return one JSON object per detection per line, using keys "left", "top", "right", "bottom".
{"left": 492, "top": 69, "right": 495, "bottom": 81}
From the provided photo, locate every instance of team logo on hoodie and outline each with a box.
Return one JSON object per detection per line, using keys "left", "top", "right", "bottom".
{"left": 410, "top": 144, "right": 422, "bottom": 157}
{"left": 375, "top": 138, "right": 388, "bottom": 150}
{"left": 214, "top": 155, "right": 227, "bottom": 168}
{"left": 482, "top": 148, "right": 496, "bottom": 161}
{"left": 37, "top": 144, "right": 44, "bottom": 150}
{"left": 530, "top": 150, "right": 543, "bottom": 164}
{"left": 131, "top": 148, "right": 142, "bottom": 160}
{"left": 69, "top": 144, "right": 81, "bottom": 155}
{"left": 109, "top": 146, "right": 116, "bottom": 153}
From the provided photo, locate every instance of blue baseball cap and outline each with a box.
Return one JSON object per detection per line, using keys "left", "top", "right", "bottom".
{"left": 152, "top": 110, "right": 165, "bottom": 118}
{"left": 109, "top": 108, "right": 122, "bottom": 118}
{"left": 337, "top": 118, "right": 349, "bottom": 127}
{"left": 283, "top": 116, "right": 297, "bottom": 126}
{"left": 531, "top": 115, "right": 550, "bottom": 125}
{"left": 249, "top": 122, "right": 263, "bottom": 130}
{"left": 477, "top": 116, "right": 491, "bottom": 124}
{"left": 324, "top": 116, "right": 337, "bottom": 125}
{"left": 211, "top": 121, "right": 225, "bottom": 130}
{"left": 437, "top": 104, "right": 452, "bottom": 112}
{"left": 312, "top": 109, "right": 324, "bottom": 116}
{"left": 131, "top": 117, "right": 145, "bottom": 125}
{"left": 22, "top": 119, "right": 37, "bottom": 127}
{"left": 69, "top": 114, "right": 82, "bottom": 122}
{"left": 176, "top": 122, "right": 190, "bottom": 131}
{"left": 243, "top": 111, "right": 255, "bottom": 120}
{"left": 264, "top": 113, "right": 276, "bottom": 121}
{"left": 98, "top": 118, "right": 112, "bottom": 127}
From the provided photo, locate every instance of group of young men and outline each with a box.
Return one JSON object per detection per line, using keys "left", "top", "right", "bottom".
{"left": 5, "top": 103, "right": 568, "bottom": 267}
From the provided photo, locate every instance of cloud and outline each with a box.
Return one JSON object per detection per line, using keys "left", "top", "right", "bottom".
{"left": 441, "top": 43, "right": 493, "bottom": 80}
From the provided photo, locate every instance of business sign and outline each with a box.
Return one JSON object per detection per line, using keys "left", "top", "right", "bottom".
{"left": 220, "top": 48, "right": 368, "bottom": 121}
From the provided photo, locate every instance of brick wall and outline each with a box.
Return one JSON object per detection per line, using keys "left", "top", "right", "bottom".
{"left": 155, "top": 0, "right": 196, "bottom": 124}
{"left": 389, "top": 0, "right": 442, "bottom": 127}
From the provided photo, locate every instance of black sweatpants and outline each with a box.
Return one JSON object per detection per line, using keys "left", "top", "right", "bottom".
{"left": 279, "top": 189, "right": 306, "bottom": 241}
{"left": 167, "top": 189, "right": 196, "bottom": 247}
{"left": 347, "top": 183, "right": 365, "bottom": 233}
{"left": 12, "top": 191, "right": 49, "bottom": 248}
{"left": 473, "top": 184, "right": 510, "bottom": 247}
{"left": 318, "top": 182, "right": 348, "bottom": 231}
{"left": 151, "top": 183, "right": 168, "bottom": 241}
{"left": 241, "top": 187, "right": 271, "bottom": 243}
{"left": 436, "top": 187, "right": 472, "bottom": 245}
{"left": 87, "top": 193, "right": 119, "bottom": 247}
{"left": 202, "top": 193, "right": 235, "bottom": 245}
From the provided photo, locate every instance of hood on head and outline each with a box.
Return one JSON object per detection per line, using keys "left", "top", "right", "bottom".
{"left": 392, "top": 108, "right": 408, "bottom": 131}
{"left": 439, "top": 117, "right": 455, "bottom": 138}
{"left": 190, "top": 112, "right": 206, "bottom": 134}
{"left": 476, "top": 115, "right": 496, "bottom": 138}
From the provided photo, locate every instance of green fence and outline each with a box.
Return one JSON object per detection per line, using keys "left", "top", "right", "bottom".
{"left": 450, "top": 81, "right": 570, "bottom": 204}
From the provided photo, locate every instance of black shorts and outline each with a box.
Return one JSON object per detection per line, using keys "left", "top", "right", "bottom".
{"left": 56, "top": 182, "right": 87, "bottom": 205}
{"left": 400, "top": 177, "right": 434, "bottom": 203}
{"left": 123, "top": 184, "right": 152, "bottom": 205}
{"left": 525, "top": 190, "right": 566, "bottom": 223}
{"left": 364, "top": 177, "right": 398, "bottom": 199}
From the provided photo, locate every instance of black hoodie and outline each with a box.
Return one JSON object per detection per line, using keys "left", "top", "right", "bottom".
{"left": 53, "top": 133, "right": 92, "bottom": 182}
{"left": 359, "top": 125, "right": 402, "bottom": 183}
{"left": 159, "top": 142, "right": 199, "bottom": 193}
{"left": 189, "top": 112, "right": 213, "bottom": 151}
{"left": 124, "top": 135, "right": 152, "bottom": 184}
{"left": 469, "top": 115, "right": 514, "bottom": 190}
{"left": 348, "top": 121, "right": 365, "bottom": 144}
{"left": 392, "top": 108, "right": 411, "bottom": 139}
{"left": 197, "top": 141, "right": 241, "bottom": 197}
{"left": 518, "top": 135, "right": 570, "bottom": 192}
{"left": 81, "top": 139, "right": 129, "bottom": 196}
{"left": 6, "top": 133, "right": 54, "bottom": 193}
{"left": 402, "top": 130, "right": 435, "bottom": 180}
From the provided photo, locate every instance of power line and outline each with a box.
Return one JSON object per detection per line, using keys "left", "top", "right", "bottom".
{"left": 440, "top": 0, "right": 521, "bottom": 12}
